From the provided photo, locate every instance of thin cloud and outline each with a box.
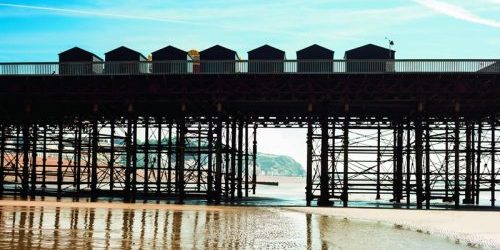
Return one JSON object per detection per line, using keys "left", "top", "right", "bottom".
{"left": 0, "top": 3, "right": 191, "bottom": 24}
{"left": 413, "top": 0, "right": 500, "bottom": 28}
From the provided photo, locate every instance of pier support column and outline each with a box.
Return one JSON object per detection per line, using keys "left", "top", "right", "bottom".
{"left": 394, "top": 121, "right": 404, "bottom": 203}
{"left": 425, "top": 120, "right": 431, "bottom": 209}
{"left": 464, "top": 122, "right": 473, "bottom": 204}
{"left": 41, "top": 126, "right": 47, "bottom": 189}
{"left": 176, "top": 119, "right": 186, "bottom": 204}
{"left": 144, "top": 117, "right": 149, "bottom": 193}
{"left": 415, "top": 115, "right": 423, "bottom": 209}
{"left": 376, "top": 123, "right": 381, "bottom": 200}
{"left": 306, "top": 118, "right": 313, "bottom": 206}
{"left": 318, "top": 116, "right": 332, "bottom": 206}
{"left": 237, "top": 119, "right": 243, "bottom": 199}
{"left": 476, "top": 122, "right": 482, "bottom": 205}
{"left": 342, "top": 106, "right": 350, "bottom": 208}
{"left": 406, "top": 119, "right": 411, "bottom": 206}
{"left": 197, "top": 123, "right": 202, "bottom": 192}
{"left": 132, "top": 116, "right": 137, "bottom": 195}
{"left": 245, "top": 122, "right": 249, "bottom": 198}
{"left": 215, "top": 118, "right": 223, "bottom": 202}
{"left": 454, "top": 106, "right": 460, "bottom": 209}
{"left": 57, "top": 121, "right": 63, "bottom": 197}
{"left": 252, "top": 124, "right": 257, "bottom": 195}
{"left": 125, "top": 114, "right": 132, "bottom": 198}
{"left": 21, "top": 118, "right": 30, "bottom": 198}
{"left": 231, "top": 119, "right": 236, "bottom": 200}
{"left": 0, "top": 124, "right": 5, "bottom": 194}
{"left": 445, "top": 123, "right": 450, "bottom": 200}
{"left": 207, "top": 119, "right": 214, "bottom": 202}
{"left": 91, "top": 105, "right": 99, "bottom": 199}
{"left": 490, "top": 116, "right": 496, "bottom": 207}
{"left": 30, "top": 123, "right": 37, "bottom": 196}
{"left": 109, "top": 119, "right": 115, "bottom": 191}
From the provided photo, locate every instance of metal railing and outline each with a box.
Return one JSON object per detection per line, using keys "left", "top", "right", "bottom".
{"left": 0, "top": 59, "right": 499, "bottom": 76}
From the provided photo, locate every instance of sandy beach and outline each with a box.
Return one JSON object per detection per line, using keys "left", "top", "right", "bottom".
{"left": 1, "top": 199, "right": 498, "bottom": 248}
{"left": 287, "top": 207, "right": 500, "bottom": 249}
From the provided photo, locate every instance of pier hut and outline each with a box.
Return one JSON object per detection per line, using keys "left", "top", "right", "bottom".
{"left": 296, "top": 44, "right": 334, "bottom": 73}
{"left": 105, "top": 46, "right": 148, "bottom": 74}
{"left": 344, "top": 44, "right": 395, "bottom": 73}
{"left": 58, "top": 47, "right": 103, "bottom": 75}
{"left": 151, "top": 45, "right": 189, "bottom": 73}
{"left": 248, "top": 45, "right": 285, "bottom": 73}
{"left": 199, "top": 45, "right": 239, "bottom": 73}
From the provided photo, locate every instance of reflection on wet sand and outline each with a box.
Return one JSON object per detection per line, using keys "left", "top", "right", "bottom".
{"left": 0, "top": 203, "right": 470, "bottom": 249}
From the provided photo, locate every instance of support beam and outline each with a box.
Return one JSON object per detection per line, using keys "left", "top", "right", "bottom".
{"left": 21, "top": 121, "right": 29, "bottom": 197}
{"left": 132, "top": 117, "right": 137, "bottom": 195}
{"left": 376, "top": 123, "right": 381, "bottom": 200}
{"left": 30, "top": 123, "right": 37, "bottom": 196}
{"left": 318, "top": 116, "right": 331, "bottom": 206}
{"left": 215, "top": 118, "right": 223, "bottom": 202}
{"left": 109, "top": 119, "right": 115, "bottom": 191}
{"left": 454, "top": 115, "right": 460, "bottom": 209}
{"left": 252, "top": 124, "right": 257, "bottom": 195}
{"left": 476, "top": 122, "right": 482, "bottom": 205}
{"left": 207, "top": 120, "right": 214, "bottom": 202}
{"left": 238, "top": 119, "right": 244, "bottom": 199}
{"left": 231, "top": 119, "right": 236, "bottom": 200}
{"left": 177, "top": 119, "right": 186, "bottom": 204}
{"left": 144, "top": 117, "right": 149, "bottom": 193}
{"left": 342, "top": 115, "right": 349, "bottom": 207}
{"left": 491, "top": 116, "right": 496, "bottom": 207}
{"left": 464, "top": 122, "right": 473, "bottom": 204}
{"left": 396, "top": 121, "right": 404, "bottom": 203}
{"left": 306, "top": 119, "right": 313, "bottom": 206}
{"left": 41, "top": 126, "right": 47, "bottom": 189}
{"left": 57, "top": 122, "right": 63, "bottom": 197}
{"left": 445, "top": 123, "right": 449, "bottom": 200}
{"left": 0, "top": 124, "right": 5, "bottom": 194}
{"left": 245, "top": 122, "right": 249, "bottom": 198}
{"left": 91, "top": 113, "right": 98, "bottom": 199}
{"left": 405, "top": 120, "right": 411, "bottom": 206}
{"left": 425, "top": 121, "right": 431, "bottom": 209}
{"left": 197, "top": 123, "right": 202, "bottom": 192}
{"left": 415, "top": 116, "right": 423, "bottom": 209}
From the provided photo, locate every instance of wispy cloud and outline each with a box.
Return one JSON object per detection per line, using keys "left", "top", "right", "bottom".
{"left": 413, "top": 0, "right": 500, "bottom": 28}
{"left": 0, "top": 3, "right": 191, "bottom": 23}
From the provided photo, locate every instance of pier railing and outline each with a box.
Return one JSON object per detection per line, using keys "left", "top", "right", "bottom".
{"left": 0, "top": 59, "right": 499, "bottom": 75}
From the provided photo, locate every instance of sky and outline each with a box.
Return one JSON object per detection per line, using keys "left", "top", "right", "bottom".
{"left": 1, "top": 0, "right": 500, "bottom": 168}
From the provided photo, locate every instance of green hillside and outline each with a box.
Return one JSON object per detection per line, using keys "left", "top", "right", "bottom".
{"left": 256, "top": 153, "right": 305, "bottom": 177}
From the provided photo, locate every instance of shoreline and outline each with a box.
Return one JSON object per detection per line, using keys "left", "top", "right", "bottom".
{"left": 286, "top": 206, "right": 500, "bottom": 249}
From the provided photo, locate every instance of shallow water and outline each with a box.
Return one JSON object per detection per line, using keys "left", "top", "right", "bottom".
{"left": 0, "top": 204, "right": 472, "bottom": 249}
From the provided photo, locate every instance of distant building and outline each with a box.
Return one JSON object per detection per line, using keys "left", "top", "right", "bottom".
{"left": 151, "top": 45, "right": 189, "bottom": 73}
{"left": 199, "top": 45, "right": 239, "bottom": 73}
{"left": 296, "top": 44, "right": 334, "bottom": 73}
{"left": 104, "top": 46, "right": 148, "bottom": 74}
{"left": 344, "top": 44, "right": 395, "bottom": 73}
{"left": 58, "top": 47, "right": 103, "bottom": 75}
{"left": 248, "top": 45, "right": 286, "bottom": 73}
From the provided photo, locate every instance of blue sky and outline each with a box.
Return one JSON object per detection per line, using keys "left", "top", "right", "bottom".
{"left": 1, "top": 0, "right": 500, "bottom": 62}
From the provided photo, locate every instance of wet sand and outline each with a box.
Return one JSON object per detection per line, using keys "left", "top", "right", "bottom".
{"left": 0, "top": 199, "right": 471, "bottom": 249}
{"left": 0, "top": 199, "right": 235, "bottom": 212}
{"left": 287, "top": 207, "right": 500, "bottom": 249}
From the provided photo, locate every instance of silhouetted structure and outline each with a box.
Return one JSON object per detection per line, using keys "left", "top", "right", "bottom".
{"left": 199, "top": 45, "right": 239, "bottom": 73}
{"left": 297, "top": 44, "right": 334, "bottom": 73}
{"left": 58, "top": 47, "right": 103, "bottom": 75}
{"left": 105, "top": 46, "right": 148, "bottom": 74}
{"left": 248, "top": 45, "right": 286, "bottom": 73}
{"left": 151, "top": 45, "right": 189, "bottom": 73}
{"left": 344, "top": 44, "right": 395, "bottom": 72}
